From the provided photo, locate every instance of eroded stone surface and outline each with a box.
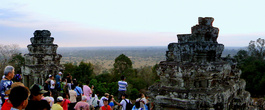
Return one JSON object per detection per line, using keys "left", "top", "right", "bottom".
{"left": 148, "top": 17, "right": 253, "bottom": 110}
{"left": 22, "top": 30, "right": 64, "bottom": 87}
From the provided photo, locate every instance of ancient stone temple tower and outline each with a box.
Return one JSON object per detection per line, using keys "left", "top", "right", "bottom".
{"left": 148, "top": 17, "right": 252, "bottom": 110}
{"left": 22, "top": 30, "right": 64, "bottom": 87}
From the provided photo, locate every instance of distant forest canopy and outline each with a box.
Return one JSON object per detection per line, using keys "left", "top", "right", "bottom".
{"left": 20, "top": 46, "right": 245, "bottom": 68}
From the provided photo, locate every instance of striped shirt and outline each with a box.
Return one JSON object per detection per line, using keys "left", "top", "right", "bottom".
{"left": 118, "top": 81, "right": 128, "bottom": 91}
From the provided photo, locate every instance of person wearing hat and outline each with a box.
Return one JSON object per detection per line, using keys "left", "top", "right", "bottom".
{"left": 99, "top": 98, "right": 111, "bottom": 110}
{"left": 74, "top": 96, "right": 90, "bottom": 110}
{"left": 0, "top": 66, "right": 15, "bottom": 104}
{"left": 25, "top": 84, "right": 51, "bottom": 110}
{"left": 51, "top": 96, "right": 64, "bottom": 110}
{"left": 56, "top": 72, "right": 63, "bottom": 83}
{"left": 99, "top": 93, "right": 109, "bottom": 107}
{"left": 9, "top": 86, "right": 30, "bottom": 110}
{"left": 55, "top": 72, "right": 63, "bottom": 91}
{"left": 2, "top": 82, "right": 25, "bottom": 110}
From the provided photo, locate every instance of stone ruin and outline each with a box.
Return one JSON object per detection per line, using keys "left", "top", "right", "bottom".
{"left": 21, "top": 30, "right": 64, "bottom": 87}
{"left": 148, "top": 17, "right": 253, "bottom": 110}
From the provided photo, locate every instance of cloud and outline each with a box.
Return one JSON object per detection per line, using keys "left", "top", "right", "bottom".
{"left": 1, "top": 1, "right": 265, "bottom": 48}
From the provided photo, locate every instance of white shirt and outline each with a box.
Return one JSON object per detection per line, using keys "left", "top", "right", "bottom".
{"left": 136, "top": 98, "right": 147, "bottom": 109}
{"left": 91, "top": 96, "right": 99, "bottom": 107}
{"left": 99, "top": 96, "right": 107, "bottom": 107}
{"left": 49, "top": 96, "right": 54, "bottom": 107}
{"left": 69, "top": 90, "right": 77, "bottom": 103}
{"left": 50, "top": 80, "right": 55, "bottom": 89}
{"left": 120, "top": 99, "right": 131, "bottom": 110}
{"left": 118, "top": 81, "right": 128, "bottom": 91}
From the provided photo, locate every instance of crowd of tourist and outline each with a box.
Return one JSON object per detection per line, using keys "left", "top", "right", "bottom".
{"left": 0, "top": 65, "right": 153, "bottom": 110}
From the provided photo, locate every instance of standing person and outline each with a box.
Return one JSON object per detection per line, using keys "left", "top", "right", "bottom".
{"left": 83, "top": 81, "right": 93, "bottom": 105}
{"left": 25, "top": 84, "right": 51, "bottom": 110}
{"left": 74, "top": 83, "right": 83, "bottom": 102}
{"left": 118, "top": 75, "right": 127, "bottom": 102}
{"left": 49, "top": 91, "right": 55, "bottom": 107}
{"left": 108, "top": 95, "right": 115, "bottom": 110}
{"left": 135, "top": 93, "right": 148, "bottom": 110}
{"left": 99, "top": 93, "right": 109, "bottom": 107}
{"left": 113, "top": 94, "right": 132, "bottom": 110}
{"left": 9, "top": 86, "right": 30, "bottom": 110}
{"left": 2, "top": 82, "right": 25, "bottom": 110}
{"left": 52, "top": 96, "right": 64, "bottom": 110}
{"left": 44, "top": 91, "right": 54, "bottom": 108}
{"left": 55, "top": 72, "right": 63, "bottom": 91}
{"left": 44, "top": 97, "right": 52, "bottom": 108}
{"left": 63, "top": 85, "right": 70, "bottom": 100}
{"left": 66, "top": 74, "right": 72, "bottom": 90}
{"left": 132, "top": 101, "right": 143, "bottom": 110}
{"left": 91, "top": 93, "right": 99, "bottom": 109}
{"left": 68, "top": 86, "right": 77, "bottom": 110}
{"left": 60, "top": 78, "right": 67, "bottom": 95}
{"left": 50, "top": 75, "right": 56, "bottom": 96}
{"left": 44, "top": 74, "right": 52, "bottom": 91}
{"left": 99, "top": 99, "right": 111, "bottom": 110}
{"left": 62, "top": 93, "right": 71, "bottom": 110}
{"left": 0, "top": 66, "right": 15, "bottom": 104}
{"left": 68, "top": 85, "right": 77, "bottom": 110}
{"left": 74, "top": 96, "right": 90, "bottom": 110}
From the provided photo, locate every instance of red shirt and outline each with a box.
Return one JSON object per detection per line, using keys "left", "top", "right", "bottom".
{"left": 2, "top": 99, "right": 13, "bottom": 110}
{"left": 62, "top": 99, "right": 71, "bottom": 110}
{"left": 100, "top": 105, "right": 111, "bottom": 110}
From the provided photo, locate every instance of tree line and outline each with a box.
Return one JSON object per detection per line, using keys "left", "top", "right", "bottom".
{"left": 1, "top": 38, "right": 265, "bottom": 99}
{"left": 233, "top": 38, "right": 265, "bottom": 97}
{"left": 63, "top": 54, "right": 159, "bottom": 100}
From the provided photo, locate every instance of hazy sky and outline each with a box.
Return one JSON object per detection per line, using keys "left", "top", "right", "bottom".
{"left": 0, "top": 0, "right": 264, "bottom": 48}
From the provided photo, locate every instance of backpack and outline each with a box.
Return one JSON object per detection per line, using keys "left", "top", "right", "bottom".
{"left": 124, "top": 99, "right": 133, "bottom": 110}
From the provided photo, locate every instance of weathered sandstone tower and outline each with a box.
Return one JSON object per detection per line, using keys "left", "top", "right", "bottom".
{"left": 148, "top": 17, "right": 252, "bottom": 110}
{"left": 22, "top": 30, "right": 64, "bottom": 87}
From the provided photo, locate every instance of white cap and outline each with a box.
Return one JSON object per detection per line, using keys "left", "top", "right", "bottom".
{"left": 59, "top": 72, "right": 62, "bottom": 75}
{"left": 49, "top": 74, "right": 52, "bottom": 77}
{"left": 82, "top": 96, "right": 87, "bottom": 101}
{"left": 57, "top": 96, "right": 64, "bottom": 102}
{"left": 44, "top": 97, "right": 51, "bottom": 103}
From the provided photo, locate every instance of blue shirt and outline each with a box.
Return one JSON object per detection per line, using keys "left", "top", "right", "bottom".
{"left": 0, "top": 79, "right": 13, "bottom": 98}
{"left": 118, "top": 81, "right": 128, "bottom": 91}
{"left": 109, "top": 101, "right": 114, "bottom": 107}
{"left": 74, "top": 86, "right": 83, "bottom": 96}
{"left": 10, "top": 107, "right": 19, "bottom": 110}
{"left": 55, "top": 75, "right": 61, "bottom": 83}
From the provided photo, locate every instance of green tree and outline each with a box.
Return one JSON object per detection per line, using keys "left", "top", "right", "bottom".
{"left": 74, "top": 61, "right": 94, "bottom": 83}
{"left": 240, "top": 57, "right": 265, "bottom": 96}
{"left": 0, "top": 44, "right": 20, "bottom": 76}
{"left": 233, "top": 50, "right": 248, "bottom": 63}
{"left": 248, "top": 38, "right": 265, "bottom": 59}
{"left": 63, "top": 62, "right": 77, "bottom": 75}
{"left": 111, "top": 54, "right": 135, "bottom": 82}
{"left": 113, "top": 54, "right": 133, "bottom": 74}
{"left": 63, "top": 61, "right": 94, "bottom": 83}
{"left": 234, "top": 38, "right": 265, "bottom": 96}
{"left": 9, "top": 53, "right": 25, "bottom": 74}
